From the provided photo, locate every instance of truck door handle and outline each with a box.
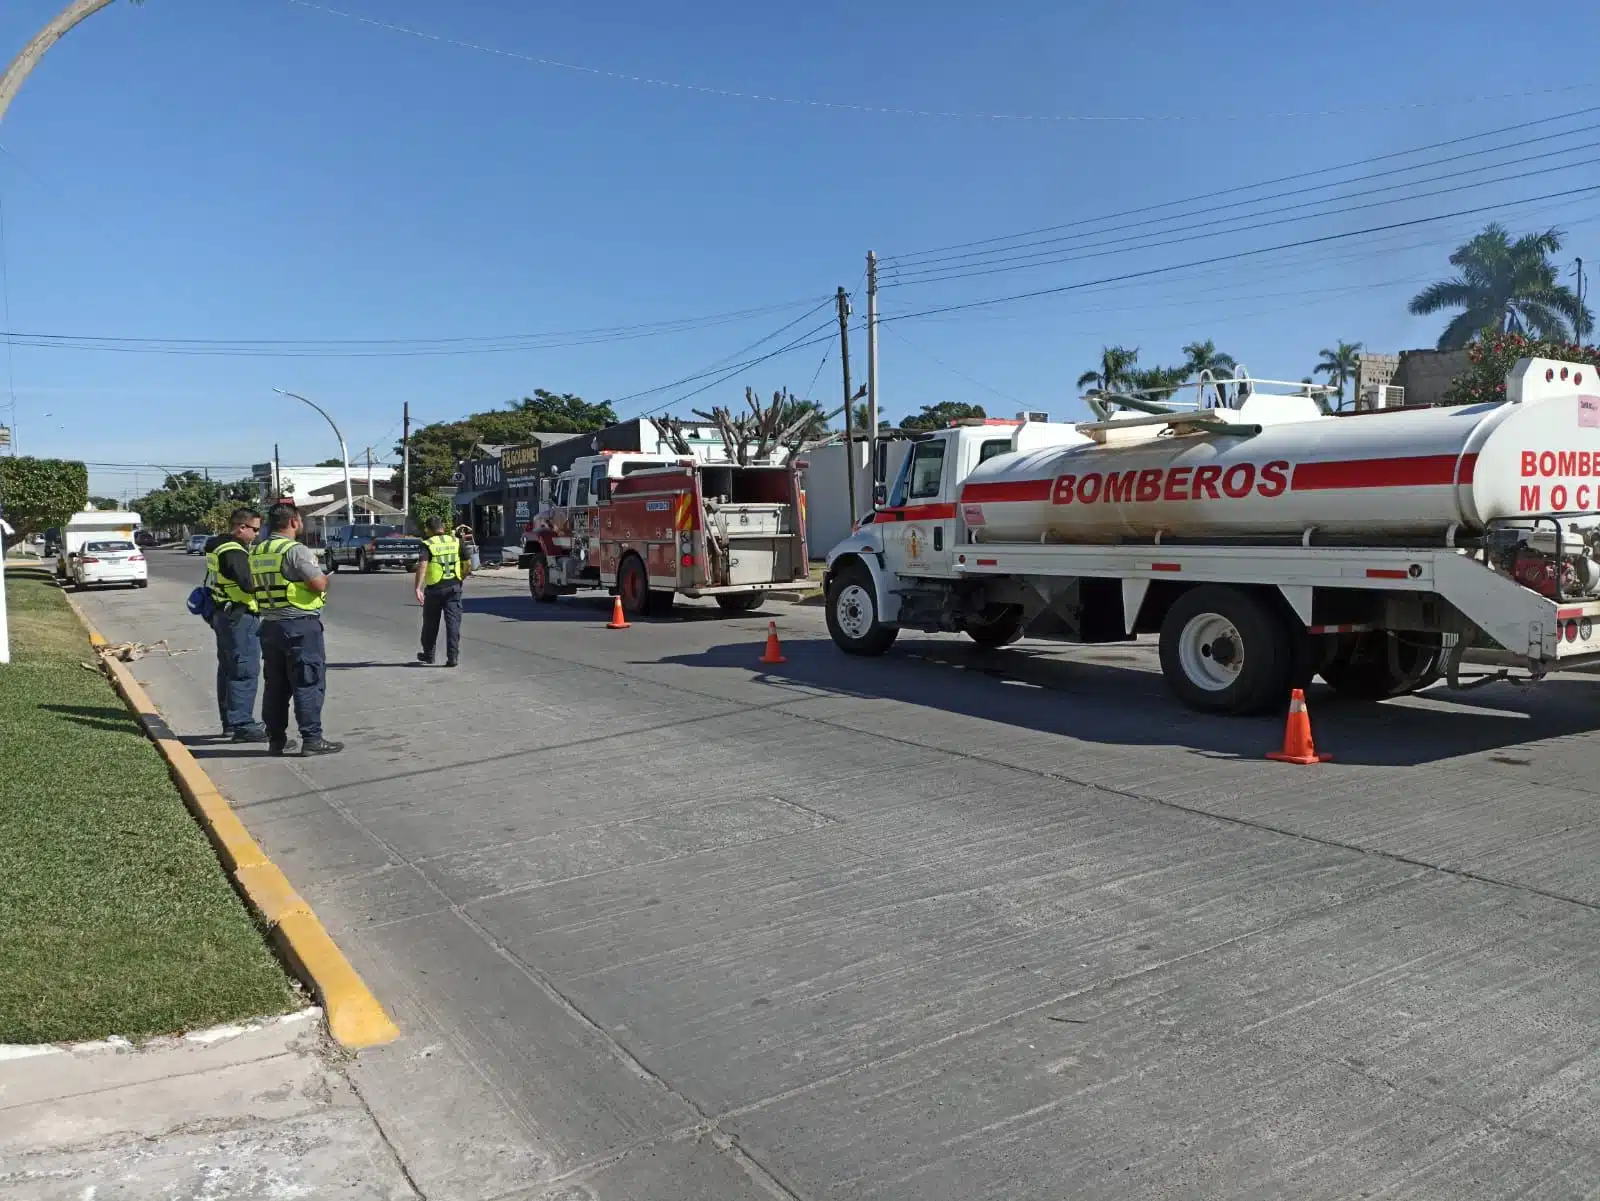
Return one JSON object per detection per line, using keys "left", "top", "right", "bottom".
{"left": 934, "top": 527, "right": 943, "bottom": 551}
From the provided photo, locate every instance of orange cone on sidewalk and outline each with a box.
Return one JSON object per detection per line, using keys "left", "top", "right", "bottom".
{"left": 607, "top": 595, "right": 630, "bottom": 630}
{"left": 760, "top": 620, "right": 786, "bottom": 664}
{"left": 1266, "top": 688, "right": 1330, "bottom": 764}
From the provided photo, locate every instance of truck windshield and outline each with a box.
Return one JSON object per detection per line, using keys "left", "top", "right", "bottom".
{"left": 907, "top": 440, "right": 947, "bottom": 500}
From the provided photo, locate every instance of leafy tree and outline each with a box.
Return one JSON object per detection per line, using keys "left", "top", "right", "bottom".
{"left": 1076, "top": 346, "right": 1141, "bottom": 396}
{"left": 0, "top": 456, "right": 89, "bottom": 540}
{"left": 1313, "top": 341, "right": 1364, "bottom": 411}
{"left": 89, "top": 496, "right": 122, "bottom": 510}
{"left": 514, "top": 389, "right": 617, "bottom": 433}
{"left": 900, "top": 401, "right": 987, "bottom": 431}
{"left": 128, "top": 473, "right": 258, "bottom": 536}
{"left": 1128, "top": 365, "right": 1189, "bottom": 402}
{"left": 1409, "top": 224, "right": 1591, "bottom": 350}
{"left": 410, "top": 491, "right": 454, "bottom": 533}
{"left": 393, "top": 389, "right": 615, "bottom": 507}
{"left": 314, "top": 457, "right": 344, "bottom": 468}
{"left": 1444, "top": 331, "right": 1600, "bottom": 406}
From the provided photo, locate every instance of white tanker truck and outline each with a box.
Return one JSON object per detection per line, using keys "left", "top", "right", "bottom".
{"left": 822, "top": 357, "right": 1600, "bottom": 715}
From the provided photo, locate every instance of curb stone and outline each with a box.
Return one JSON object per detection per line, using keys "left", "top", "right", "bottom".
{"left": 59, "top": 590, "right": 399, "bottom": 1051}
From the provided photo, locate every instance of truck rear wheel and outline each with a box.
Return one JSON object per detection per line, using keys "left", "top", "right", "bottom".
{"left": 1158, "top": 585, "right": 1293, "bottom": 715}
{"left": 618, "top": 555, "right": 653, "bottom": 618}
{"left": 962, "top": 606, "right": 1023, "bottom": 648}
{"left": 528, "top": 554, "right": 559, "bottom": 603}
{"left": 826, "top": 560, "right": 897, "bottom": 656}
{"left": 716, "top": 593, "right": 765, "bottom": 614}
{"left": 1319, "top": 631, "right": 1441, "bottom": 700}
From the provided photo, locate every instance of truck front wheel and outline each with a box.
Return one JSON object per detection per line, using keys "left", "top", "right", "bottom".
{"left": 826, "top": 560, "right": 897, "bottom": 656}
{"left": 1159, "top": 585, "right": 1293, "bottom": 715}
{"left": 1319, "top": 631, "right": 1441, "bottom": 700}
{"left": 528, "top": 554, "right": 559, "bottom": 603}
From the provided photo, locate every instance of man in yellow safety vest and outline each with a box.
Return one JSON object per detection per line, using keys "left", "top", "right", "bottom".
{"left": 413, "top": 515, "right": 470, "bottom": 666}
{"left": 249, "top": 503, "right": 343, "bottom": 756}
{"left": 204, "top": 507, "right": 267, "bottom": 741}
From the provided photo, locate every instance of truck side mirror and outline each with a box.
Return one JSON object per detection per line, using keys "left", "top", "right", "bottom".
{"left": 873, "top": 482, "right": 887, "bottom": 508}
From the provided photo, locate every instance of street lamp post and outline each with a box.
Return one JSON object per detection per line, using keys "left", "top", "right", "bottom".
{"left": 273, "top": 389, "right": 355, "bottom": 527}
{"left": 1, "top": 0, "right": 126, "bottom": 125}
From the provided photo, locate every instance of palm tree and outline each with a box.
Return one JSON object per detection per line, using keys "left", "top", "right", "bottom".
{"left": 1314, "top": 341, "right": 1363, "bottom": 411}
{"left": 1076, "top": 346, "right": 1140, "bottom": 395}
{"left": 1180, "top": 339, "right": 1238, "bottom": 404}
{"left": 1408, "top": 223, "right": 1591, "bottom": 349}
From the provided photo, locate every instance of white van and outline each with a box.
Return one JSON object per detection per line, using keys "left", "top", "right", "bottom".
{"left": 56, "top": 510, "right": 144, "bottom": 581}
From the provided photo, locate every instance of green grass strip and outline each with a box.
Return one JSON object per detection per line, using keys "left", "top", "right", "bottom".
{"left": 0, "top": 566, "right": 299, "bottom": 1043}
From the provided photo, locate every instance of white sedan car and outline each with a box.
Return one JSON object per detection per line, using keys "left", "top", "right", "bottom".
{"left": 73, "top": 539, "right": 149, "bottom": 590}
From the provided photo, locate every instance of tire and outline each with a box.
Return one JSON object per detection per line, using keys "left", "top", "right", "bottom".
{"left": 529, "top": 554, "right": 559, "bottom": 603}
{"left": 826, "top": 559, "right": 898, "bottom": 656}
{"left": 358, "top": 551, "right": 371, "bottom": 573}
{"left": 1320, "top": 631, "right": 1442, "bottom": 700}
{"left": 617, "top": 555, "right": 652, "bottom": 618}
{"left": 1158, "top": 585, "right": 1294, "bottom": 715}
{"left": 327, "top": 556, "right": 340, "bottom": 574}
{"left": 715, "top": 593, "right": 765, "bottom": 614}
{"left": 962, "top": 605, "right": 1023, "bottom": 648}
{"left": 135, "top": 580, "right": 149, "bottom": 588}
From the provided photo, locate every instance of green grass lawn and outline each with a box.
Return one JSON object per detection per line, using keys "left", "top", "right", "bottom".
{"left": 0, "top": 565, "right": 299, "bottom": 1044}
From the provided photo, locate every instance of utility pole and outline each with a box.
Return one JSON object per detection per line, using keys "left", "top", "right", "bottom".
{"left": 273, "top": 442, "right": 282, "bottom": 501}
{"left": 1575, "top": 258, "right": 1588, "bottom": 347}
{"left": 401, "top": 401, "right": 411, "bottom": 528}
{"left": 837, "top": 287, "right": 858, "bottom": 529}
{"left": 365, "top": 445, "right": 373, "bottom": 495}
{"left": 866, "top": 250, "right": 880, "bottom": 509}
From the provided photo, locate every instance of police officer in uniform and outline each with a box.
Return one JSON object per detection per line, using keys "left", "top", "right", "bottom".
{"left": 414, "top": 515, "right": 468, "bottom": 666}
{"left": 249, "top": 503, "right": 343, "bottom": 756}
{"left": 205, "top": 507, "right": 268, "bottom": 741}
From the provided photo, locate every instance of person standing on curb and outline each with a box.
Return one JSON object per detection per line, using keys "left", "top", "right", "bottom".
{"left": 249, "top": 503, "right": 344, "bottom": 756}
{"left": 414, "top": 515, "right": 468, "bottom": 667}
{"left": 204, "top": 507, "right": 268, "bottom": 742}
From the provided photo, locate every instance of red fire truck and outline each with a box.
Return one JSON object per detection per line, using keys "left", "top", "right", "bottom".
{"left": 520, "top": 453, "right": 810, "bottom": 616}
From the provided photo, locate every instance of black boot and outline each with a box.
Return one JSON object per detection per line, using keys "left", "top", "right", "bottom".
{"left": 301, "top": 737, "right": 345, "bottom": 756}
{"left": 269, "top": 739, "right": 300, "bottom": 757}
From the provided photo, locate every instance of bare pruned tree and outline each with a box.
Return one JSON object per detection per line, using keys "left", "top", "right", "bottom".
{"left": 690, "top": 387, "right": 829, "bottom": 465}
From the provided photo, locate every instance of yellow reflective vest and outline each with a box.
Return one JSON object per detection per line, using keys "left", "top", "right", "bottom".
{"left": 423, "top": 534, "right": 463, "bottom": 586}
{"left": 249, "top": 536, "right": 325, "bottom": 613}
{"left": 205, "top": 538, "right": 257, "bottom": 610}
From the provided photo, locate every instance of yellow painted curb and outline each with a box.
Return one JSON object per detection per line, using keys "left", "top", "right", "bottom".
{"left": 59, "top": 589, "right": 400, "bottom": 1051}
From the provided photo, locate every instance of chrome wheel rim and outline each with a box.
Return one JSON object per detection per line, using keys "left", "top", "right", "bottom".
{"left": 835, "top": 583, "right": 874, "bottom": 640}
{"left": 1179, "top": 612, "right": 1243, "bottom": 692}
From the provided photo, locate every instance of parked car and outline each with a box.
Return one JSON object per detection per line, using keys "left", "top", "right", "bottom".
{"left": 135, "top": 530, "right": 157, "bottom": 548}
{"left": 56, "top": 510, "right": 143, "bottom": 580}
{"left": 186, "top": 533, "right": 209, "bottom": 555}
{"left": 73, "top": 539, "right": 148, "bottom": 590}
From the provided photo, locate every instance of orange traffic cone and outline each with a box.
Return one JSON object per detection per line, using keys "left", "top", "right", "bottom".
{"left": 760, "top": 620, "right": 786, "bottom": 664}
{"left": 1266, "top": 688, "right": 1330, "bottom": 764}
{"left": 607, "top": 595, "right": 630, "bottom": 630}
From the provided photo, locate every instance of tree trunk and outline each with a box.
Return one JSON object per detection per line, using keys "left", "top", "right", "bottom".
{"left": 1, "top": 0, "right": 123, "bottom": 124}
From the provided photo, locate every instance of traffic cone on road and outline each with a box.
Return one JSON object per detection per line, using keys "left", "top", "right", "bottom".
{"left": 1266, "top": 688, "right": 1330, "bottom": 764}
{"left": 760, "top": 621, "right": 786, "bottom": 664}
{"left": 607, "top": 595, "right": 630, "bottom": 630}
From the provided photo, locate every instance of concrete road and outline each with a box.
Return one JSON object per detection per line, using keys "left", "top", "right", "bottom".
{"left": 73, "top": 548, "right": 1600, "bottom": 1200}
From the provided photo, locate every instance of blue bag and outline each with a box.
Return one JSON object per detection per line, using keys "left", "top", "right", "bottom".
{"left": 186, "top": 585, "right": 214, "bottom": 622}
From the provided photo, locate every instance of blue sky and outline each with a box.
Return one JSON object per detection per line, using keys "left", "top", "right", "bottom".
{"left": 2, "top": 0, "right": 1598, "bottom": 498}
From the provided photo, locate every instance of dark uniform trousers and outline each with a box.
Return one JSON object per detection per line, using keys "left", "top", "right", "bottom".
{"left": 211, "top": 604, "right": 262, "bottom": 731}
{"left": 260, "top": 614, "right": 326, "bottom": 742}
{"left": 421, "top": 582, "right": 463, "bottom": 662}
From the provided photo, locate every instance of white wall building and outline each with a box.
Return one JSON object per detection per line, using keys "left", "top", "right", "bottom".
{"left": 253, "top": 463, "right": 394, "bottom": 511}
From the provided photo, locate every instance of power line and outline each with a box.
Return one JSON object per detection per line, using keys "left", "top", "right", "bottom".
{"left": 885, "top": 125, "right": 1600, "bottom": 280}
{"left": 283, "top": 0, "right": 1600, "bottom": 125}
{"left": 886, "top": 154, "right": 1600, "bottom": 289}
{"left": 0, "top": 295, "right": 835, "bottom": 359}
{"left": 876, "top": 181, "right": 1600, "bottom": 325}
{"left": 883, "top": 105, "right": 1600, "bottom": 265}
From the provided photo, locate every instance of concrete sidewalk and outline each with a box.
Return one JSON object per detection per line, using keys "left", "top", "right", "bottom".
{"left": 0, "top": 1011, "right": 417, "bottom": 1200}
